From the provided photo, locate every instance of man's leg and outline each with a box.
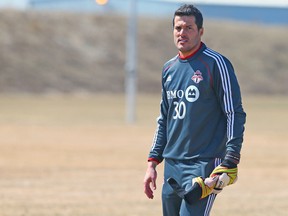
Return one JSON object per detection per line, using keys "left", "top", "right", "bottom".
{"left": 180, "top": 193, "right": 217, "bottom": 216}
{"left": 162, "top": 159, "right": 182, "bottom": 216}
{"left": 162, "top": 180, "right": 182, "bottom": 216}
{"left": 179, "top": 158, "right": 221, "bottom": 216}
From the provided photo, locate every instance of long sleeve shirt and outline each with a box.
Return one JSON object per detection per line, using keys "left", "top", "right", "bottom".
{"left": 148, "top": 43, "right": 246, "bottom": 163}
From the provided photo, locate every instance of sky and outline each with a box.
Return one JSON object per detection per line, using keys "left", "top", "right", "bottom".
{"left": 0, "top": 0, "right": 287, "bottom": 8}
{"left": 0, "top": 0, "right": 28, "bottom": 8}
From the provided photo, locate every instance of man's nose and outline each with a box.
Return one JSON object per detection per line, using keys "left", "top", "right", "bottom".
{"left": 179, "top": 28, "right": 186, "bottom": 35}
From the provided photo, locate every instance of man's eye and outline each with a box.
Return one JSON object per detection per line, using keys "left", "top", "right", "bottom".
{"left": 175, "top": 27, "right": 181, "bottom": 31}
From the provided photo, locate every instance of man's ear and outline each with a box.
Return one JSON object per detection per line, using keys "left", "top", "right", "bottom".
{"left": 200, "top": 27, "right": 204, "bottom": 36}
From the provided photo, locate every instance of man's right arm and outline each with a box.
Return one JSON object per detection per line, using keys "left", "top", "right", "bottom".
{"left": 148, "top": 86, "right": 169, "bottom": 163}
{"left": 144, "top": 70, "right": 169, "bottom": 199}
{"left": 143, "top": 161, "right": 158, "bottom": 199}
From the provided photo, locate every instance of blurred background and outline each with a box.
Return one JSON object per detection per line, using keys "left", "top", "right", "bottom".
{"left": 0, "top": 0, "right": 287, "bottom": 215}
{"left": 0, "top": 0, "right": 287, "bottom": 96}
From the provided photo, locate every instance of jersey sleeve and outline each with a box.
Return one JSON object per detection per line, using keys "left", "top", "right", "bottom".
{"left": 148, "top": 69, "right": 169, "bottom": 163}
{"left": 213, "top": 55, "right": 246, "bottom": 156}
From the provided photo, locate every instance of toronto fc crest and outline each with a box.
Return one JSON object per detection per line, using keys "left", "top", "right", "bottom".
{"left": 191, "top": 70, "right": 203, "bottom": 84}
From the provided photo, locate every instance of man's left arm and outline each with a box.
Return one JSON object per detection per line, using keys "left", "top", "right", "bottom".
{"left": 210, "top": 56, "right": 246, "bottom": 195}
{"left": 215, "top": 56, "right": 246, "bottom": 167}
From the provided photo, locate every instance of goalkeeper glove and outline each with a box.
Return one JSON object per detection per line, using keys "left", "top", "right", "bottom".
{"left": 210, "top": 151, "right": 240, "bottom": 193}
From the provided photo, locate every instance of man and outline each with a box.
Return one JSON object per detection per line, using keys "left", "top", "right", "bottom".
{"left": 143, "top": 4, "right": 246, "bottom": 216}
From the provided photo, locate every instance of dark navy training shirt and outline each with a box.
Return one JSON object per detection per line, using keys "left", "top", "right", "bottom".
{"left": 148, "top": 43, "right": 246, "bottom": 163}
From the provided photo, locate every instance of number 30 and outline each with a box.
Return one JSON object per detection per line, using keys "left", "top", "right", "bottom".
{"left": 173, "top": 101, "right": 186, "bottom": 119}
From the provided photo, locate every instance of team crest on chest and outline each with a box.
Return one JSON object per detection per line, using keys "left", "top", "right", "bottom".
{"left": 191, "top": 70, "right": 203, "bottom": 84}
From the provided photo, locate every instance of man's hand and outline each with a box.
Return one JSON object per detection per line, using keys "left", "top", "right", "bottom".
{"left": 210, "top": 166, "right": 238, "bottom": 186}
{"left": 143, "top": 161, "right": 158, "bottom": 199}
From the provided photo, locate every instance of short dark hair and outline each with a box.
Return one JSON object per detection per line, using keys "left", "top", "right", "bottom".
{"left": 173, "top": 4, "right": 203, "bottom": 30}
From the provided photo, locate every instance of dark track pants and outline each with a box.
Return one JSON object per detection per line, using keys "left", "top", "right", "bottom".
{"left": 162, "top": 158, "right": 222, "bottom": 216}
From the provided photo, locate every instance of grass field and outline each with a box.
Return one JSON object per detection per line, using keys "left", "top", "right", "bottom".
{"left": 0, "top": 94, "right": 287, "bottom": 216}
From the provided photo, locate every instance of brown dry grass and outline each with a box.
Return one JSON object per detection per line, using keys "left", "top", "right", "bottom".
{"left": 0, "top": 94, "right": 287, "bottom": 216}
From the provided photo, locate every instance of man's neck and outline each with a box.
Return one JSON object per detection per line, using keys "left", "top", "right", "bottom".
{"left": 179, "top": 42, "right": 202, "bottom": 59}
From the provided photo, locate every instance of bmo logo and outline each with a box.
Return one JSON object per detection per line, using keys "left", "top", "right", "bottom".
{"left": 185, "top": 85, "right": 200, "bottom": 102}
{"left": 166, "top": 85, "right": 200, "bottom": 103}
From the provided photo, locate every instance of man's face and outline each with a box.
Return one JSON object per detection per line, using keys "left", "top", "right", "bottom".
{"left": 173, "top": 15, "right": 203, "bottom": 57}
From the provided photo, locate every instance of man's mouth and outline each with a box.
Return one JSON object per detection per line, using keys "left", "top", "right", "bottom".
{"left": 178, "top": 38, "right": 188, "bottom": 43}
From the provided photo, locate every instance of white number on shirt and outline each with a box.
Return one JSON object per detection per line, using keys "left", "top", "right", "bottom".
{"left": 173, "top": 101, "right": 186, "bottom": 119}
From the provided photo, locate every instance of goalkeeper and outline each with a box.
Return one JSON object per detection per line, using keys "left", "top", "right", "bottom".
{"left": 143, "top": 4, "right": 246, "bottom": 216}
